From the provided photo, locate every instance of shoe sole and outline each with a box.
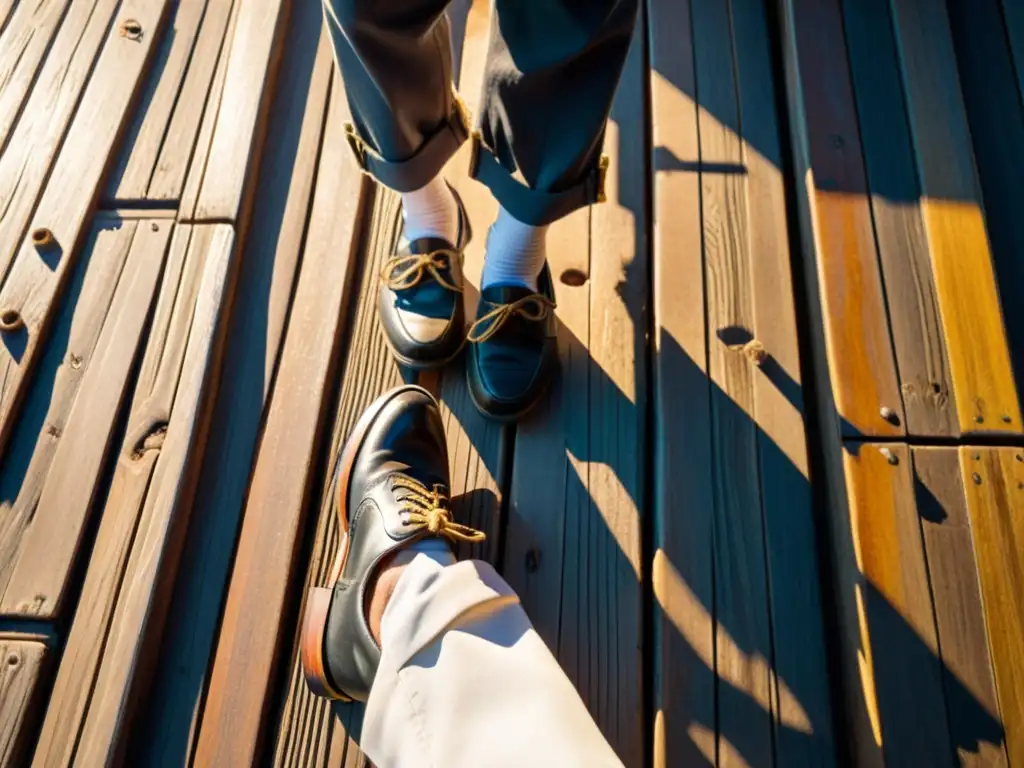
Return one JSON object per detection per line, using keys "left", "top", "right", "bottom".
{"left": 465, "top": 363, "right": 550, "bottom": 425}
{"left": 299, "top": 384, "right": 436, "bottom": 701}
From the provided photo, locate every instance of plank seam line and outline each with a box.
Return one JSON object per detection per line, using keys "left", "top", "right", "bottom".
{"left": 0, "top": 621, "right": 59, "bottom": 646}
{"left": 842, "top": 435, "right": 1024, "bottom": 449}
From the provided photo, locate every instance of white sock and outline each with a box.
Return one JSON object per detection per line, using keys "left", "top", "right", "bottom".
{"left": 481, "top": 207, "right": 547, "bottom": 292}
{"left": 401, "top": 176, "right": 459, "bottom": 245}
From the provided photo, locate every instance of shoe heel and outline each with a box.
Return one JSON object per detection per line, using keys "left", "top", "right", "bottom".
{"left": 300, "top": 587, "right": 349, "bottom": 701}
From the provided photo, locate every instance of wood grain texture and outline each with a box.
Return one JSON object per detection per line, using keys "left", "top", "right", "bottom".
{"left": 134, "top": 8, "right": 332, "bottom": 764}
{"left": 31, "top": 223, "right": 204, "bottom": 767}
{"left": 0, "top": 221, "right": 171, "bottom": 619}
{"left": 0, "top": 0, "right": 171, "bottom": 463}
{"left": 195, "top": 81, "right": 364, "bottom": 768}
{"left": 0, "top": 222, "right": 133, "bottom": 612}
{"left": 0, "top": 638, "right": 48, "bottom": 768}
{"left": 731, "top": 0, "right": 836, "bottom": 761}
{"left": 0, "top": 0, "right": 120, "bottom": 277}
{"left": 946, "top": 0, "right": 1024, "bottom": 422}
{"left": 647, "top": 0, "right": 716, "bottom": 763}
{"left": 191, "top": 0, "right": 289, "bottom": 221}
{"left": 914, "top": 447, "right": 1007, "bottom": 766}
{"left": 888, "top": 0, "right": 1021, "bottom": 435}
{"left": 780, "top": 0, "right": 904, "bottom": 438}
{"left": 0, "top": 0, "right": 71, "bottom": 151}
{"left": 841, "top": 0, "right": 955, "bottom": 437}
{"left": 106, "top": 0, "right": 237, "bottom": 202}
{"left": 844, "top": 444, "right": 953, "bottom": 766}
{"left": 962, "top": 447, "right": 1024, "bottom": 766}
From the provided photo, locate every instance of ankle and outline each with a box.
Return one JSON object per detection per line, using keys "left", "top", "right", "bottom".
{"left": 401, "top": 176, "right": 459, "bottom": 245}
{"left": 481, "top": 207, "right": 547, "bottom": 292}
{"left": 366, "top": 550, "right": 418, "bottom": 646}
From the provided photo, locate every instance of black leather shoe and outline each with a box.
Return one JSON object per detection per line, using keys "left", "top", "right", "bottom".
{"left": 378, "top": 187, "right": 471, "bottom": 369}
{"left": 300, "top": 385, "right": 484, "bottom": 702}
{"left": 465, "top": 263, "right": 557, "bottom": 422}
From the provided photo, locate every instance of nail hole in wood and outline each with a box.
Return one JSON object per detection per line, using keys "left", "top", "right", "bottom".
{"left": 119, "top": 18, "right": 143, "bottom": 39}
{"left": 559, "top": 268, "right": 587, "bottom": 287}
{"left": 151, "top": 222, "right": 160, "bottom": 232}
{"left": 879, "top": 407, "right": 900, "bottom": 426}
{"left": 880, "top": 448, "right": 899, "bottom": 466}
{"left": 31, "top": 227, "right": 53, "bottom": 248}
{"left": 1002, "top": 415, "right": 1012, "bottom": 424}
{"left": 973, "top": 453, "right": 981, "bottom": 461}
{"left": 6, "top": 653, "right": 18, "bottom": 666}
{"left": 972, "top": 472, "right": 982, "bottom": 485}
{"left": 931, "top": 382, "right": 941, "bottom": 395}
{"left": 0, "top": 309, "right": 24, "bottom": 332}
{"left": 975, "top": 415, "right": 985, "bottom": 424}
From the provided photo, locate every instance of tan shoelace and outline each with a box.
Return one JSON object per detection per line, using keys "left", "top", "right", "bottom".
{"left": 381, "top": 250, "right": 462, "bottom": 293}
{"left": 467, "top": 294, "right": 555, "bottom": 343}
{"left": 393, "top": 476, "right": 486, "bottom": 543}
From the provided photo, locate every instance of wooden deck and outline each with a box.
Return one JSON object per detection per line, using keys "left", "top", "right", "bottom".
{"left": 0, "top": 0, "right": 1022, "bottom": 765}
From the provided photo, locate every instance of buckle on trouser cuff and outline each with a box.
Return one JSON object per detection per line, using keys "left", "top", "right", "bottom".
{"left": 469, "top": 136, "right": 611, "bottom": 226}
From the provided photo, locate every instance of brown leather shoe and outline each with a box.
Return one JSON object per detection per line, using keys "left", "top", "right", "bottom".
{"left": 377, "top": 187, "right": 471, "bottom": 369}
{"left": 300, "top": 385, "right": 484, "bottom": 702}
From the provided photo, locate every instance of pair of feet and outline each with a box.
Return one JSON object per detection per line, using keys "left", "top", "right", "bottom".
{"left": 379, "top": 186, "right": 557, "bottom": 422}
{"left": 300, "top": 385, "right": 482, "bottom": 702}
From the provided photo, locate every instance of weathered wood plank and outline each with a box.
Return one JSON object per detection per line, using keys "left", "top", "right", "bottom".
{"left": 269, "top": 184, "right": 398, "bottom": 768}
{"left": 33, "top": 224, "right": 236, "bottom": 767}
{"left": 0, "top": 0, "right": 120, "bottom": 273}
{"left": 0, "top": 0, "right": 71, "bottom": 151}
{"left": 0, "top": 221, "right": 171, "bottom": 619}
{"left": 844, "top": 443, "right": 953, "bottom": 766}
{"left": 647, "top": 0, "right": 716, "bottom": 762}
{"left": 190, "top": 0, "right": 289, "bottom": 221}
{"left": 731, "top": 0, "right": 836, "bottom": 761}
{"left": 841, "top": 0, "right": 956, "bottom": 437}
{"left": 888, "top": 0, "right": 1022, "bottom": 434}
{"left": 0, "top": 222, "right": 132, "bottom": 605}
{"left": 778, "top": 0, "right": 904, "bottom": 438}
{"left": 0, "top": 0, "right": 171, "bottom": 462}
{"left": 914, "top": 447, "right": 1007, "bottom": 766}
{"left": 946, "top": 0, "right": 1024, "bottom": 414}
{"left": 963, "top": 447, "right": 1024, "bottom": 765}
{"left": 106, "top": 0, "right": 237, "bottom": 202}
{"left": 195, "top": 82, "right": 365, "bottom": 767}
{"left": 134, "top": 7, "right": 332, "bottom": 763}
{"left": 0, "top": 637, "right": 48, "bottom": 767}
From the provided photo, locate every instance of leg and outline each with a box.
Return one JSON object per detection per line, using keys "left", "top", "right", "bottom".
{"left": 322, "top": 0, "right": 472, "bottom": 369}
{"left": 466, "top": 0, "right": 640, "bottom": 422}
{"left": 364, "top": 555, "right": 623, "bottom": 767}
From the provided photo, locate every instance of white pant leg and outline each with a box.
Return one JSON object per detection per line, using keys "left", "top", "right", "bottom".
{"left": 362, "top": 553, "right": 622, "bottom": 768}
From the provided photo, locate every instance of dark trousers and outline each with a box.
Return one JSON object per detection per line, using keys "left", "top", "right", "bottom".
{"left": 322, "top": 0, "right": 639, "bottom": 225}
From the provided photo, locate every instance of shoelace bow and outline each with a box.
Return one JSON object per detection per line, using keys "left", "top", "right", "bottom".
{"left": 393, "top": 476, "right": 485, "bottom": 543}
{"left": 467, "top": 294, "right": 555, "bottom": 343}
{"left": 381, "top": 250, "right": 462, "bottom": 293}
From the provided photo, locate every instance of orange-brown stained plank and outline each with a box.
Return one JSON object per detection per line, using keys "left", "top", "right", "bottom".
{"left": 0, "top": 637, "right": 49, "bottom": 768}
{"left": 189, "top": 0, "right": 288, "bottom": 222}
{"left": 0, "top": 222, "right": 133, "bottom": 604}
{"left": 844, "top": 443, "right": 953, "bottom": 766}
{"left": 0, "top": 0, "right": 72, "bottom": 149}
{"left": 732, "top": 0, "right": 837, "bottom": 761}
{"left": 0, "top": 0, "right": 171, "bottom": 463}
{"left": 888, "top": 0, "right": 1021, "bottom": 435}
{"left": 0, "top": 0, "right": 121, "bottom": 277}
{"left": 647, "top": 0, "right": 716, "bottom": 763}
{"left": 106, "top": 0, "right": 237, "bottom": 202}
{"left": 31, "top": 225, "right": 232, "bottom": 767}
{"left": 840, "top": 0, "right": 956, "bottom": 437}
{"left": 962, "top": 447, "right": 1024, "bottom": 765}
{"left": 134, "top": 4, "right": 332, "bottom": 761}
{"left": 779, "top": 0, "right": 904, "bottom": 438}
{"left": 194, "top": 81, "right": 365, "bottom": 767}
{"left": 914, "top": 447, "right": 1007, "bottom": 766}
{"left": 0, "top": 221, "right": 171, "bottom": 619}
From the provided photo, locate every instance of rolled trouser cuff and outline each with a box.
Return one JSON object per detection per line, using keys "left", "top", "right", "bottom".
{"left": 344, "top": 93, "right": 471, "bottom": 193}
{"left": 469, "top": 135, "right": 609, "bottom": 226}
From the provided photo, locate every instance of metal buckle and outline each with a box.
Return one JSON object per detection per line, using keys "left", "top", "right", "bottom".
{"left": 596, "top": 155, "right": 610, "bottom": 204}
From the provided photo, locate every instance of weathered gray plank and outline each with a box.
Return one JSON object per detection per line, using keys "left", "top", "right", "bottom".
{"left": 914, "top": 447, "right": 1007, "bottom": 766}
{"left": 0, "top": 222, "right": 132, "bottom": 607}
{"left": 0, "top": 0, "right": 71, "bottom": 151}
{"left": 0, "top": 221, "right": 171, "bottom": 619}
{"left": 106, "top": 0, "right": 237, "bottom": 202}
{"left": 190, "top": 0, "right": 289, "bottom": 221}
{"left": 194, "top": 81, "right": 365, "bottom": 767}
{"left": 0, "top": 0, "right": 171, "bottom": 462}
{"left": 134, "top": 6, "right": 333, "bottom": 763}
{"left": 0, "top": 637, "right": 49, "bottom": 767}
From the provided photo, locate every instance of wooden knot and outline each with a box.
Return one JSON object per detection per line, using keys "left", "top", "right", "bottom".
{"left": 0, "top": 309, "right": 24, "bottom": 332}
{"left": 31, "top": 227, "right": 54, "bottom": 248}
